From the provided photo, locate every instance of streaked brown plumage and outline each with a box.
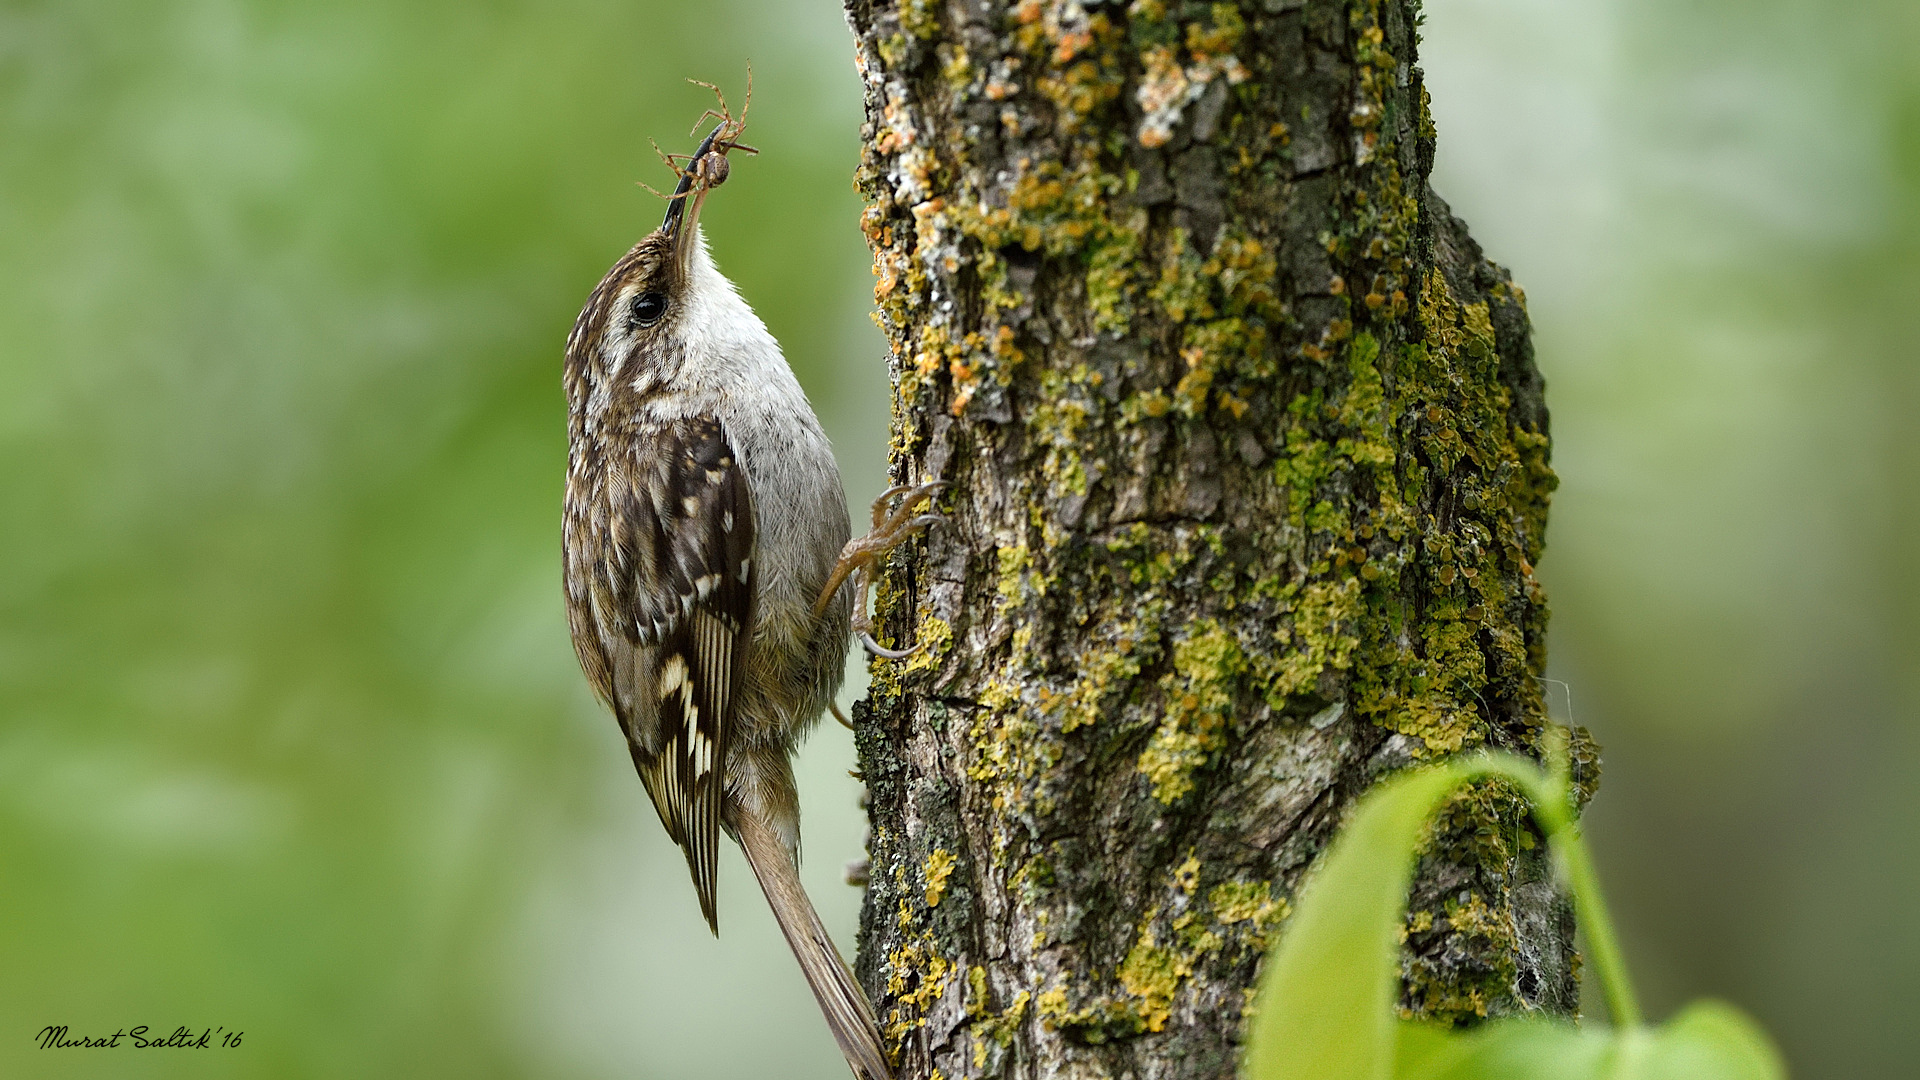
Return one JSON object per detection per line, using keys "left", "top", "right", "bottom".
{"left": 561, "top": 100, "right": 916, "bottom": 1080}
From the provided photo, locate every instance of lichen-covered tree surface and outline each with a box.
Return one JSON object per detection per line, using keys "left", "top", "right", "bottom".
{"left": 841, "top": 2, "right": 1596, "bottom": 1077}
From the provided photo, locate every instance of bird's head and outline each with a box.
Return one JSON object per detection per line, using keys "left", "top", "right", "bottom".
{"left": 565, "top": 109, "right": 756, "bottom": 389}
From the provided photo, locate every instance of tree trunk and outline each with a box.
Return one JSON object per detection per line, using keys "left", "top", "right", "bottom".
{"left": 841, "top": 2, "right": 1587, "bottom": 1077}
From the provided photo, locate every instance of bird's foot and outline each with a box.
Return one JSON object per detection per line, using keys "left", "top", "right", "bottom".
{"left": 829, "top": 701, "right": 856, "bottom": 731}
{"left": 812, "top": 481, "right": 946, "bottom": 658}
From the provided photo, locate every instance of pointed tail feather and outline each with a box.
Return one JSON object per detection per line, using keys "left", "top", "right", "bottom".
{"left": 736, "top": 812, "right": 894, "bottom": 1080}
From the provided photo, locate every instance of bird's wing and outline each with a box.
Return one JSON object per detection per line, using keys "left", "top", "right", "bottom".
{"left": 603, "top": 415, "right": 754, "bottom": 933}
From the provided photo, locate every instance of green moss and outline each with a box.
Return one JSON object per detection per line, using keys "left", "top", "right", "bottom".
{"left": 1188, "top": 4, "right": 1246, "bottom": 58}
{"left": 1390, "top": 777, "right": 1543, "bottom": 1024}
{"left": 1111, "top": 855, "right": 1250, "bottom": 1032}
{"left": 1337, "top": 263, "right": 1555, "bottom": 756}
{"left": 995, "top": 543, "right": 1032, "bottom": 606}
{"left": 1402, "top": 892, "right": 1515, "bottom": 1021}
{"left": 1209, "top": 879, "right": 1292, "bottom": 952}
{"left": 863, "top": 571, "right": 911, "bottom": 701}
{"left": 967, "top": 978, "right": 1030, "bottom": 1070}
{"left": 1171, "top": 853, "right": 1202, "bottom": 895}
{"left": 900, "top": 0, "right": 939, "bottom": 41}
{"left": 1130, "top": 227, "right": 1289, "bottom": 419}
{"left": 1053, "top": 617, "right": 1160, "bottom": 733}
{"left": 965, "top": 683, "right": 1048, "bottom": 827}
{"left": 1255, "top": 577, "right": 1366, "bottom": 706}
{"left": 1036, "top": 50, "right": 1125, "bottom": 131}
{"left": 1125, "top": 0, "right": 1175, "bottom": 48}
{"left": 1117, "top": 923, "right": 1193, "bottom": 1033}
{"left": 1028, "top": 367, "right": 1098, "bottom": 514}
{"left": 1087, "top": 225, "right": 1145, "bottom": 334}
{"left": 966, "top": 964, "right": 990, "bottom": 1019}
{"left": 1139, "top": 620, "right": 1247, "bottom": 803}
{"left": 941, "top": 43, "right": 973, "bottom": 90}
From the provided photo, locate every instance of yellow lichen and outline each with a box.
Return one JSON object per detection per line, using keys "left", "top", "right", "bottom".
{"left": 1138, "top": 620, "right": 1246, "bottom": 803}
{"left": 1035, "top": 983, "right": 1073, "bottom": 1030}
{"left": 904, "top": 613, "right": 952, "bottom": 675}
{"left": 924, "top": 848, "right": 957, "bottom": 907}
{"left": 1172, "top": 854, "right": 1202, "bottom": 895}
{"left": 883, "top": 934, "right": 955, "bottom": 1041}
{"left": 1208, "top": 880, "right": 1291, "bottom": 950}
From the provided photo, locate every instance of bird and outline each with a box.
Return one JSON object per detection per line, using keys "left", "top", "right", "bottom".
{"left": 561, "top": 84, "right": 936, "bottom": 1080}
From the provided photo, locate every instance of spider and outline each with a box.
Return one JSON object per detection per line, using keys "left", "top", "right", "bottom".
{"left": 640, "top": 69, "right": 758, "bottom": 203}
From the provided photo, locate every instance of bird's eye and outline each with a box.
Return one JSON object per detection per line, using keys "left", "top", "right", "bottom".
{"left": 629, "top": 291, "right": 667, "bottom": 328}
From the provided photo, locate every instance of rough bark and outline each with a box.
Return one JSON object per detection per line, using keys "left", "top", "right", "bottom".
{"left": 842, "top": 2, "right": 1591, "bottom": 1078}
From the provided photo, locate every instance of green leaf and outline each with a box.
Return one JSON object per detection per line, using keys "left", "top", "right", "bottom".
{"left": 1240, "top": 752, "right": 1788, "bottom": 1080}
{"left": 1392, "top": 1002, "right": 1782, "bottom": 1080}
{"left": 1239, "top": 766, "right": 1474, "bottom": 1080}
{"left": 1638, "top": 1002, "right": 1786, "bottom": 1080}
{"left": 1396, "top": 1019, "right": 1613, "bottom": 1080}
{"left": 1392, "top": 1021, "right": 1460, "bottom": 1077}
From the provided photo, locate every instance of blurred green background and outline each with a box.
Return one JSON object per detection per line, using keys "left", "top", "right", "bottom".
{"left": 0, "top": 1, "right": 1912, "bottom": 1078}
{"left": 1425, "top": 2, "right": 1920, "bottom": 1077}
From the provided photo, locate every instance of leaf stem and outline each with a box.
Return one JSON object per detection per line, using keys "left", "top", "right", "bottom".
{"left": 1550, "top": 821, "right": 1643, "bottom": 1028}
{"left": 1489, "top": 748, "right": 1644, "bottom": 1029}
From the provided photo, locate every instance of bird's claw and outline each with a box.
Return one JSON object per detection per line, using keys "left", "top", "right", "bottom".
{"left": 867, "top": 481, "right": 946, "bottom": 532}
{"left": 812, "top": 479, "right": 949, "bottom": 658}
{"left": 858, "top": 629, "right": 923, "bottom": 661}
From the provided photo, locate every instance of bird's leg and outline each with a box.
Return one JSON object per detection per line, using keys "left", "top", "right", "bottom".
{"left": 812, "top": 481, "right": 945, "bottom": 658}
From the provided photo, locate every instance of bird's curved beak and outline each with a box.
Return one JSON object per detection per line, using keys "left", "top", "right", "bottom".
{"left": 661, "top": 127, "right": 724, "bottom": 283}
